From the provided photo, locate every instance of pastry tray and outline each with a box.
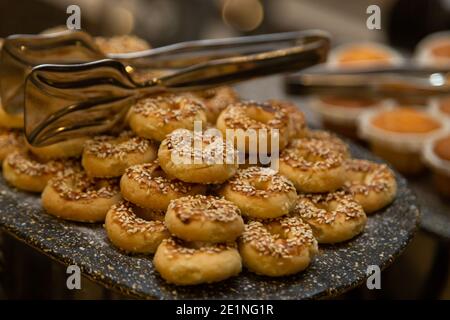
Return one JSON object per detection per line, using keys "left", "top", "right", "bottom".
{"left": 0, "top": 141, "right": 419, "bottom": 299}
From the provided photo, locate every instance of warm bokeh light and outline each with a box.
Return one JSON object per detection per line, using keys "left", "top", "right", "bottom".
{"left": 222, "top": 0, "right": 264, "bottom": 32}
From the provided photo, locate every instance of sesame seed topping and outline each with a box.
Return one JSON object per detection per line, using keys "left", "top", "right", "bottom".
{"left": 241, "top": 216, "right": 315, "bottom": 258}
{"left": 168, "top": 195, "right": 241, "bottom": 223}
{"left": 84, "top": 131, "right": 153, "bottom": 160}
{"left": 164, "top": 129, "right": 237, "bottom": 165}
{"left": 293, "top": 191, "right": 365, "bottom": 224}
{"left": 50, "top": 170, "right": 120, "bottom": 201}
{"left": 111, "top": 201, "right": 166, "bottom": 234}
{"left": 6, "top": 151, "right": 75, "bottom": 177}
{"left": 163, "top": 237, "right": 236, "bottom": 256}
{"left": 0, "top": 129, "right": 23, "bottom": 148}
{"left": 222, "top": 101, "right": 289, "bottom": 130}
{"left": 125, "top": 161, "right": 195, "bottom": 194}
{"left": 227, "top": 166, "right": 296, "bottom": 197}
{"left": 131, "top": 95, "right": 205, "bottom": 124}
{"left": 280, "top": 138, "right": 345, "bottom": 170}
{"left": 344, "top": 159, "right": 395, "bottom": 195}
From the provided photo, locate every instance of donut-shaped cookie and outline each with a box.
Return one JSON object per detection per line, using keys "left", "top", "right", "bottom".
{"left": 42, "top": 170, "right": 121, "bottom": 222}
{"left": 0, "top": 129, "right": 23, "bottom": 161}
{"left": 105, "top": 201, "right": 169, "bottom": 253}
{"left": 268, "top": 100, "right": 307, "bottom": 138}
{"left": 292, "top": 192, "right": 367, "bottom": 243}
{"left": 279, "top": 138, "right": 346, "bottom": 193}
{"left": 216, "top": 101, "right": 290, "bottom": 153}
{"left": 120, "top": 161, "right": 206, "bottom": 210}
{"left": 158, "top": 129, "right": 238, "bottom": 184}
{"left": 220, "top": 166, "right": 297, "bottom": 218}
{"left": 153, "top": 238, "right": 241, "bottom": 285}
{"left": 343, "top": 159, "right": 397, "bottom": 214}
{"left": 165, "top": 195, "right": 244, "bottom": 242}
{"left": 128, "top": 95, "right": 207, "bottom": 141}
{"left": 27, "top": 137, "right": 88, "bottom": 160}
{"left": 0, "top": 106, "right": 23, "bottom": 129}
{"left": 239, "top": 216, "right": 318, "bottom": 276}
{"left": 184, "top": 86, "right": 238, "bottom": 123}
{"left": 82, "top": 131, "right": 157, "bottom": 177}
{"left": 2, "top": 151, "right": 73, "bottom": 192}
{"left": 304, "top": 129, "right": 350, "bottom": 157}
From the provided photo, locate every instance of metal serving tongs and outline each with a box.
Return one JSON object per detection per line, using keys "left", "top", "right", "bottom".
{"left": 21, "top": 30, "right": 329, "bottom": 146}
{"left": 285, "top": 64, "right": 450, "bottom": 103}
{"left": 0, "top": 29, "right": 328, "bottom": 114}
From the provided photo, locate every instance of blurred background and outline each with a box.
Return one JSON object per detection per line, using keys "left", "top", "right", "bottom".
{"left": 0, "top": 0, "right": 449, "bottom": 299}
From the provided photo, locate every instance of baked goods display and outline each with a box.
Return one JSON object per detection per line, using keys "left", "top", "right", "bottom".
{"left": 309, "top": 95, "right": 393, "bottom": 139}
{"left": 0, "top": 35, "right": 401, "bottom": 287}
{"left": 359, "top": 107, "right": 447, "bottom": 175}
{"left": 309, "top": 42, "right": 403, "bottom": 139}
{"left": 422, "top": 133, "right": 450, "bottom": 197}
{"left": 415, "top": 31, "right": 450, "bottom": 67}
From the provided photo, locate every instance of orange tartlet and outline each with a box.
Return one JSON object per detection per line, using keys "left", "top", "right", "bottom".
{"left": 423, "top": 133, "right": 450, "bottom": 197}
{"left": 359, "top": 107, "right": 447, "bottom": 174}
{"left": 309, "top": 95, "right": 392, "bottom": 139}
{"left": 429, "top": 96, "right": 450, "bottom": 125}
{"left": 415, "top": 31, "right": 450, "bottom": 67}
{"left": 328, "top": 42, "right": 404, "bottom": 69}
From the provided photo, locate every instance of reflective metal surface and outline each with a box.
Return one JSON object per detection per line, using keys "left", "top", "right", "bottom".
{"left": 1, "top": 29, "right": 330, "bottom": 113}
{"left": 23, "top": 30, "right": 330, "bottom": 146}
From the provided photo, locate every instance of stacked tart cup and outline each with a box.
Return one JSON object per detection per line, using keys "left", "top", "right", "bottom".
{"left": 0, "top": 33, "right": 400, "bottom": 286}
{"left": 309, "top": 42, "right": 403, "bottom": 139}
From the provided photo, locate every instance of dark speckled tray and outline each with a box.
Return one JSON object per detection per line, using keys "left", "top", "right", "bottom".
{"left": 0, "top": 143, "right": 419, "bottom": 299}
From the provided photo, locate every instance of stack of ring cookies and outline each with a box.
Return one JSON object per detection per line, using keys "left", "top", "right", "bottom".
{"left": 0, "top": 64, "right": 399, "bottom": 287}
{"left": 153, "top": 195, "right": 244, "bottom": 285}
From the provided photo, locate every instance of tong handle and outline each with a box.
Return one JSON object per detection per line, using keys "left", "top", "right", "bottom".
{"left": 114, "top": 30, "right": 330, "bottom": 69}
{"left": 146, "top": 31, "right": 329, "bottom": 92}
{"left": 285, "top": 64, "right": 450, "bottom": 102}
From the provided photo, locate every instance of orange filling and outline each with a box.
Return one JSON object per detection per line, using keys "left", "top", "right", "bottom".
{"left": 434, "top": 136, "right": 450, "bottom": 161}
{"left": 431, "top": 42, "right": 450, "bottom": 58}
{"left": 371, "top": 108, "right": 441, "bottom": 133}
{"left": 320, "top": 95, "right": 380, "bottom": 108}
{"left": 337, "top": 46, "right": 393, "bottom": 66}
{"left": 438, "top": 97, "right": 450, "bottom": 115}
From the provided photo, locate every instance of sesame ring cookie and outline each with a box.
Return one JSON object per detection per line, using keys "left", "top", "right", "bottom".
{"left": 158, "top": 129, "right": 238, "bottom": 184}
{"left": 82, "top": 131, "right": 157, "bottom": 178}
{"left": 220, "top": 167, "right": 297, "bottom": 219}
{"left": 120, "top": 161, "right": 206, "bottom": 210}
{"left": 27, "top": 137, "right": 88, "bottom": 160}
{"left": 128, "top": 95, "right": 207, "bottom": 142}
{"left": 165, "top": 195, "right": 244, "bottom": 242}
{"left": 105, "top": 201, "right": 169, "bottom": 254}
{"left": 42, "top": 170, "right": 121, "bottom": 222}
{"left": 0, "top": 129, "right": 24, "bottom": 161}
{"left": 268, "top": 100, "right": 307, "bottom": 138}
{"left": 279, "top": 137, "right": 347, "bottom": 193}
{"left": 216, "top": 101, "right": 290, "bottom": 153}
{"left": 343, "top": 159, "right": 397, "bottom": 214}
{"left": 304, "top": 129, "right": 351, "bottom": 158}
{"left": 292, "top": 192, "right": 367, "bottom": 244}
{"left": 153, "top": 238, "right": 241, "bottom": 285}
{"left": 0, "top": 105, "right": 23, "bottom": 129}
{"left": 2, "top": 151, "right": 75, "bottom": 192}
{"left": 239, "top": 216, "right": 318, "bottom": 276}
{"left": 184, "top": 86, "right": 238, "bottom": 123}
